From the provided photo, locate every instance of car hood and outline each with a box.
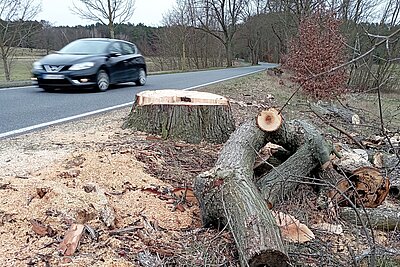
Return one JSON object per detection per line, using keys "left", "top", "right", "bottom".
{"left": 39, "top": 53, "right": 104, "bottom": 65}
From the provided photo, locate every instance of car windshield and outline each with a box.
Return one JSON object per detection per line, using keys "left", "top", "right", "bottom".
{"left": 58, "top": 40, "right": 109, "bottom": 55}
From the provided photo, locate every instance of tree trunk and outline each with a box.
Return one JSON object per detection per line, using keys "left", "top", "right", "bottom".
{"left": 340, "top": 206, "right": 400, "bottom": 230}
{"left": 317, "top": 147, "right": 390, "bottom": 209}
{"left": 225, "top": 40, "right": 233, "bottom": 67}
{"left": 310, "top": 102, "right": 360, "bottom": 124}
{"left": 194, "top": 119, "right": 289, "bottom": 267}
{"left": 123, "top": 90, "right": 235, "bottom": 144}
{"left": 1, "top": 54, "right": 10, "bottom": 82}
{"left": 107, "top": 0, "right": 115, "bottom": 39}
{"left": 256, "top": 119, "right": 332, "bottom": 207}
{"left": 109, "top": 26, "right": 115, "bottom": 39}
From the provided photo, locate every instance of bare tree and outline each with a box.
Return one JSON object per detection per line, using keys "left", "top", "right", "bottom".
{"left": 192, "top": 0, "right": 249, "bottom": 67}
{"left": 71, "top": 0, "right": 136, "bottom": 38}
{"left": 162, "top": 1, "right": 192, "bottom": 70}
{"left": 0, "top": 0, "right": 40, "bottom": 81}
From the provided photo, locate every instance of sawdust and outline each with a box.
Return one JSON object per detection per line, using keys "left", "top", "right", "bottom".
{"left": 0, "top": 108, "right": 201, "bottom": 266}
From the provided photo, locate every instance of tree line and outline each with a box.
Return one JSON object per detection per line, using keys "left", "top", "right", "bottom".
{"left": 0, "top": 0, "right": 399, "bottom": 93}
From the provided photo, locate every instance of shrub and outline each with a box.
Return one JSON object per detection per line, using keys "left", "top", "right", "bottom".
{"left": 283, "top": 12, "right": 348, "bottom": 99}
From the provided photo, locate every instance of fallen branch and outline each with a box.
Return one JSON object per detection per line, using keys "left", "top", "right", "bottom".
{"left": 108, "top": 225, "right": 144, "bottom": 236}
{"left": 340, "top": 206, "right": 400, "bottom": 230}
{"left": 194, "top": 111, "right": 289, "bottom": 266}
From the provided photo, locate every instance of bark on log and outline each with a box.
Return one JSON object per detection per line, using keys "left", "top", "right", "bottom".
{"left": 382, "top": 154, "right": 400, "bottom": 199}
{"left": 310, "top": 102, "right": 361, "bottom": 124}
{"left": 320, "top": 147, "right": 390, "bottom": 208}
{"left": 123, "top": 90, "right": 235, "bottom": 144}
{"left": 194, "top": 119, "right": 289, "bottom": 267}
{"left": 256, "top": 120, "right": 332, "bottom": 206}
{"left": 340, "top": 206, "right": 400, "bottom": 230}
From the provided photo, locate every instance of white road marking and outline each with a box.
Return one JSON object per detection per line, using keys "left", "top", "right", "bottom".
{"left": 0, "top": 102, "right": 133, "bottom": 139}
{"left": 0, "top": 85, "right": 34, "bottom": 91}
{"left": 0, "top": 67, "right": 271, "bottom": 139}
{"left": 183, "top": 68, "right": 267, "bottom": 91}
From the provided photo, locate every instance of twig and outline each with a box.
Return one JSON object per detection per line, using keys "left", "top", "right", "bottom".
{"left": 108, "top": 225, "right": 144, "bottom": 236}
{"left": 309, "top": 105, "right": 365, "bottom": 149}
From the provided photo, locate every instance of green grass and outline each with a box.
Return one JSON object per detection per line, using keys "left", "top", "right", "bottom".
{"left": 0, "top": 58, "right": 37, "bottom": 82}
{"left": 0, "top": 47, "right": 45, "bottom": 82}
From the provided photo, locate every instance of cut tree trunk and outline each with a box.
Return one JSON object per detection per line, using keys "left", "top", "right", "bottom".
{"left": 194, "top": 108, "right": 334, "bottom": 266}
{"left": 310, "top": 102, "right": 361, "bottom": 124}
{"left": 194, "top": 115, "right": 289, "bottom": 266}
{"left": 318, "top": 147, "right": 390, "bottom": 208}
{"left": 256, "top": 119, "right": 332, "bottom": 207}
{"left": 193, "top": 107, "right": 390, "bottom": 265}
{"left": 123, "top": 90, "right": 235, "bottom": 144}
{"left": 340, "top": 206, "right": 400, "bottom": 230}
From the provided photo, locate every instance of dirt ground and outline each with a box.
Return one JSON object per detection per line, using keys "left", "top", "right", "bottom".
{"left": 1, "top": 70, "right": 399, "bottom": 266}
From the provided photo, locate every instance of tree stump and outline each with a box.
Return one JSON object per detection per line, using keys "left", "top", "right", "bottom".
{"left": 123, "top": 90, "right": 235, "bottom": 144}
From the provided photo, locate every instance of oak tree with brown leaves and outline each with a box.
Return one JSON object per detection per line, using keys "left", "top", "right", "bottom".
{"left": 283, "top": 12, "right": 348, "bottom": 99}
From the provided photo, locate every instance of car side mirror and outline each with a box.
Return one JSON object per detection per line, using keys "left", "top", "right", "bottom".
{"left": 109, "top": 52, "right": 121, "bottom": 57}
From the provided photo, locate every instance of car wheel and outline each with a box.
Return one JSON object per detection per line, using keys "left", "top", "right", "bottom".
{"left": 96, "top": 69, "right": 110, "bottom": 92}
{"left": 136, "top": 68, "right": 146, "bottom": 86}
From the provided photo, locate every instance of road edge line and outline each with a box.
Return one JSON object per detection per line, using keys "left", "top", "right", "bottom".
{"left": 0, "top": 102, "right": 133, "bottom": 139}
{"left": 182, "top": 68, "right": 266, "bottom": 91}
{"left": 0, "top": 85, "right": 34, "bottom": 91}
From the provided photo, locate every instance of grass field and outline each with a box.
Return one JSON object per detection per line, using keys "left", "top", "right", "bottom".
{"left": 0, "top": 48, "right": 47, "bottom": 82}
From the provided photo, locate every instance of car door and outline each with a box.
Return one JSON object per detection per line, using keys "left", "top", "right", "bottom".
{"left": 119, "top": 42, "right": 140, "bottom": 82}
{"left": 107, "top": 42, "right": 124, "bottom": 83}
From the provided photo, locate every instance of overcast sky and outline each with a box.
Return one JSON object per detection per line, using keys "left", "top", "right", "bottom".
{"left": 38, "top": 0, "right": 176, "bottom": 27}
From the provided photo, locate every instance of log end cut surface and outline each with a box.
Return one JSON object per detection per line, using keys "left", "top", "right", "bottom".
{"left": 136, "top": 89, "right": 229, "bottom": 106}
{"left": 257, "top": 108, "right": 282, "bottom": 132}
{"left": 328, "top": 166, "right": 390, "bottom": 208}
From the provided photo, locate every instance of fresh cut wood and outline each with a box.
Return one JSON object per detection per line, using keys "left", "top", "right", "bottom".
{"left": 123, "top": 90, "right": 235, "bottom": 144}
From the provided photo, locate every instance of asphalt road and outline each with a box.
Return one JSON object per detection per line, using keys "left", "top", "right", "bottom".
{"left": 0, "top": 63, "right": 276, "bottom": 139}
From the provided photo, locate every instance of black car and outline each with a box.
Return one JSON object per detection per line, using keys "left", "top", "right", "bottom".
{"left": 31, "top": 38, "right": 147, "bottom": 92}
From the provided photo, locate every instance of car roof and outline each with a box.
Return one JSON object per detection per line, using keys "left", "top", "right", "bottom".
{"left": 77, "top": 38, "right": 133, "bottom": 44}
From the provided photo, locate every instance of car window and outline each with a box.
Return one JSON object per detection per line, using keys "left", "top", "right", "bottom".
{"left": 121, "top": 42, "right": 135, "bottom": 55}
{"left": 109, "top": 42, "right": 122, "bottom": 54}
{"left": 130, "top": 44, "right": 137, "bottom": 54}
{"left": 59, "top": 40, "right": 109, "bottom": 54}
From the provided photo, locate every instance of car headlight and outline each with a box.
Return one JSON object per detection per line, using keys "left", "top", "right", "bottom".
{"left": 33, "top": 61, "right": 42, "bottom": 70}
{"left": 69, "top": 62, "right": 95, "bottom": 71}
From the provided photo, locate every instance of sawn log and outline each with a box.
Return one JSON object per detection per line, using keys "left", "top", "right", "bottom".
{"left": 194, "top": 116, "right": 289, "bottom": 266}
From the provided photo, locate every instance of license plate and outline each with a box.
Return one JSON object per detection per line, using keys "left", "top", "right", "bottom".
{"left": 43, "top": 74, "right": 64, "bottom": 79}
